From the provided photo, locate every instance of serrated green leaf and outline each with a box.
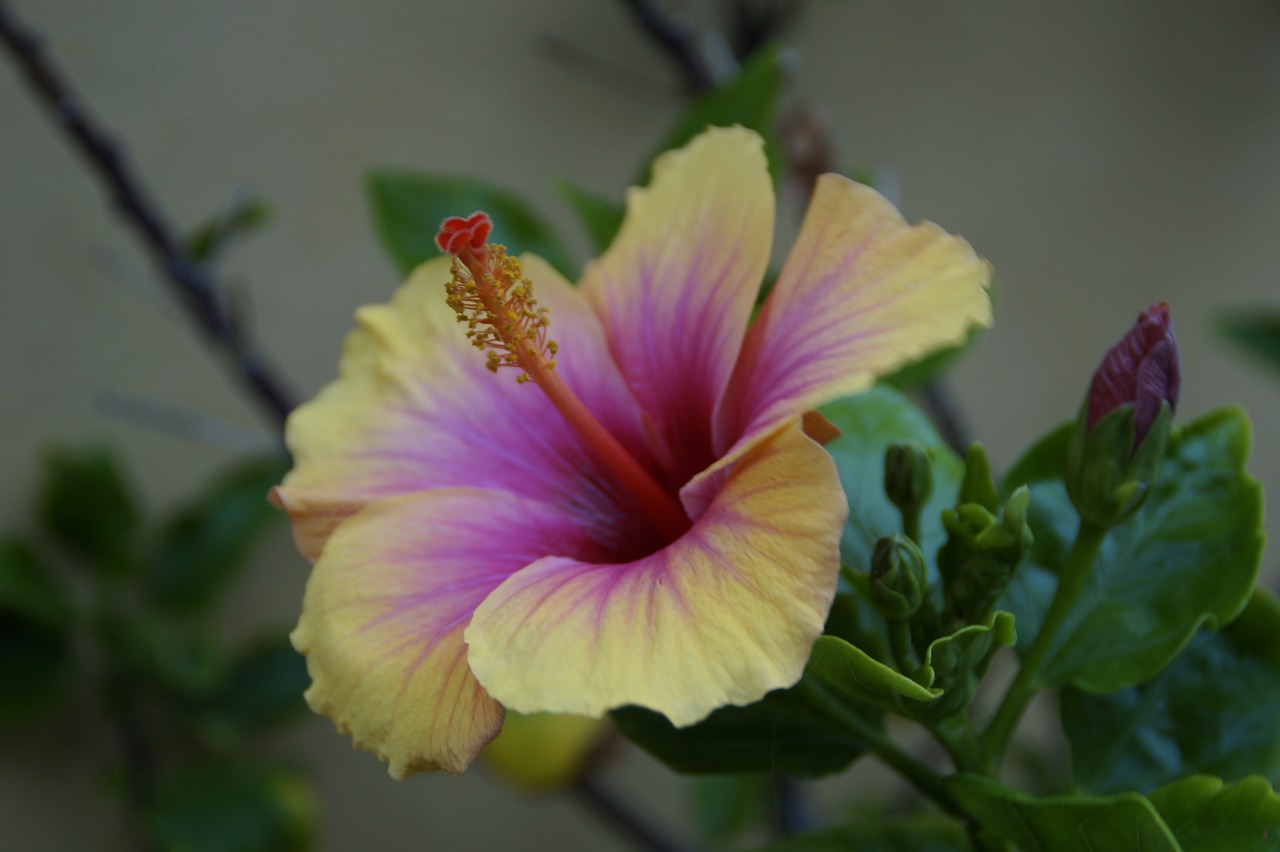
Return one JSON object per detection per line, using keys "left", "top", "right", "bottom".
{"left": 145, "top": 763, "right": 314, "bottom": 852}
{"left": 947, "top": 774, "right": 1181, "bottom": 852}
{"left": 557, "top": 181, "right": 625, "bottom": 256}
{"left": 612, "top": 675, "right": 877, "bottom": 778}
{"left": 1219, "top": 312, "right": 1280, "bottom": 375}
{"left": 194, "top": 634, "right": 308, "bottom": 747}
{"left": 1063, "top": 588, "right": 1280, "bottom": 794}
{"left": 643, "top": 45, "right": 788, "bottom": 185}
{"left": 998, "top": 409, "right": 1265, "bottom": 692}
{"left": 39, "top": 444, "right": 140, "bottom": 575}
{"left": 759, "top": 816, "right": 970, "bottom": 852}
{"left": 146, "top": 457, "right": 288, "bottom": 613}
{"left": 366, "top": 171, "right": 573, "bottom": 277}
{"left": 1147, "top": 775, "right": 1280, "bottom": 851}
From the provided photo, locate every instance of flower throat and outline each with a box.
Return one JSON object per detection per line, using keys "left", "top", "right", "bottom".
{"left": 435, "top": 213, "right": 691, "bottom": 543}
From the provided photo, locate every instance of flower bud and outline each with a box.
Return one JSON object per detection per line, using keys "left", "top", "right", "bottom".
{"left": 1067, "top": 303, "right": 1181, "bottom": 527}
{"left": 956, "top": 443, "right": 1000, "bottom": 514}
{"left": 869, "top": 534, "right": 927, "bottom": 620}
{"left": 938, "top": 487, "right": 1032, "bottom": 629}
{"left": 884, "top": 442, "right": 934, "bottom": 518}
{"left": 1085, "top": 302, "right": 1181, "bottom": 450}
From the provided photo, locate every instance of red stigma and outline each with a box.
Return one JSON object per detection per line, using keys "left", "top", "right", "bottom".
{"left": 435, "top": 211, "right": 492, "bottom": 256}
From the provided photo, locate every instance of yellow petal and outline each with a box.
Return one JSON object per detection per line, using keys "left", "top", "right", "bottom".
{"left": 292, "top": 487, "right": 603, "bottom": 778}
{"left": 715, "top": 175, "right": 992, "bottom": 465}
{"left": 464, "top": 420, "right": 844, "bottom": 725}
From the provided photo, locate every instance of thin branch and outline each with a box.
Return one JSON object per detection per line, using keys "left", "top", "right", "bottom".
{"left": 573, "top": 776, "right": 694, "bottom": 852}
{"left": 538, "top": 32, "right": 680, "bottom": 102}
{"left": 618, "top": 0, "right": 715, "bottom": 93}
{"left": 95, "top": 391, "right": 282, "bottom": 455}
{"left": 724, "top": 0, "right": 808, "bottom": 61}
{"left": 0, "top": 2, "right": 297, "bottom": 429}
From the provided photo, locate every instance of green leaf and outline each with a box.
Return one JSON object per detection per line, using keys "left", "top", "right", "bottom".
{"left": 0, "top": 541, "right": 75, "bottom": 729}
{"left": 691, "top": 774, "right": 770, "bottom": 842}
{"left": 911, "top": 610, "right": 1016, "bottom": 722}
{"left": 185, "top": 197, "right": 271, "bottom": 264}
{"left": 39, "top": 444, "right": 140, "bottom": 575}
{"left": 557, "top": 181, "right": 625, "bottom": 256}
{"left": 0, "top": 617, "right": 75, "bottom": 730}
{"left": 807, "top": 613, "right": 1015, "bottom": 725}
{"left": 808, "top": 634, "right": 940, "bottom": 708}
{"left": 1062, "top": 587, "right": 1280, "bottom": 794}
{"left": 643, "top": 44, "right": 788, "bottom": 185}
{"left": 366, "top": 171, "right": 573, "bottom": 277}
{"left": 145, "top": 763, "right": 314, "bottom": 852}
{"left": 1219, "top": 311, "right": 1280, "bottom": 375}
{"left": 759, "top": 816, "right": 970, "bottom": 852}
{"left": 998, "top": 409, "right": 1265, "bottom": 692}
{"left": 146, "top": 457, "right": 289, "bottom": 613}
{"left": 947, "top": 774, "right": 1181, "bottom": 852}
{"left": 95, "top": 611, "right": 225, "bottom": 699}
{"left": 612, "top": 676, "right": 876, "bottom": 778}
{"left": 194, "top": 634, "right": 308, "bottom": 747}
{"left": 821, "top": 387, "right": 965, "bottom": 578}
{"left": 883, "top": 327, "right": 987, "bottom": 391}
{"left": 1147, "top": 775, "right": 1280, "bottom": 851}
{"left": 0, "top": 538, "right": 73, "bottom": 629}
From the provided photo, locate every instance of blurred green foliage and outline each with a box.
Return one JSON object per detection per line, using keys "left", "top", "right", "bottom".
{"left": 1, "top": 444, "right": 310, "bottom": 851}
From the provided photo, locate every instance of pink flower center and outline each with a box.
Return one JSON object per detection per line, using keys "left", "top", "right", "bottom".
{"left": 436, "top": 213, "right": 692, "bottom": 544}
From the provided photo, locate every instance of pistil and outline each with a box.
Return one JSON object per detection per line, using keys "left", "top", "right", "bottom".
{"left": 436, "top": 213, "right": 691, "bottom": 543}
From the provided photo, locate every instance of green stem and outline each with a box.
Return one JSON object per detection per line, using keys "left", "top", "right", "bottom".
{"left": 902, "top": 507, "right": 921, "bottom": 548}
{"left": 888, "top": 618, "right": 917, "bottom": 674}
{"left": 797, "top": 678, "right": 961, "bottom": 817}
{"left": 981, "top": 520, "right": 1107, "bottom": 764}
{"left": 930, "top": 715, "right": 986, "bottom": 775}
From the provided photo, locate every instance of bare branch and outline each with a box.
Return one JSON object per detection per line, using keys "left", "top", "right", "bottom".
{"left": 617, "top": 0, "right": 715, "bottom": 93}
{"left": 0, "top": 2, "right": 297, "bottom": 429}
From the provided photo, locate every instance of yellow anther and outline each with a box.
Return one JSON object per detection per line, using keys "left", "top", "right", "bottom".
{"left": 442, "top": 244, "right": 559, "bottom": 385}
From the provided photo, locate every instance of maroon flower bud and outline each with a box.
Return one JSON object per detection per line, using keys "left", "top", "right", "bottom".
{"left": 1086, "top": 302, "right": 1181, "bottom": 448}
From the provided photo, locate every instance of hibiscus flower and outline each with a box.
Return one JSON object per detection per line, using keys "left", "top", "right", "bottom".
{"left": 274, "top": 127, "right": 991, "bottom": 777}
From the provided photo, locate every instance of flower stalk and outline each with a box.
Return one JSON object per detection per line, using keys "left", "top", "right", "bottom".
{"left": 980, "top": 519, "right": 1106, "bottom": 764}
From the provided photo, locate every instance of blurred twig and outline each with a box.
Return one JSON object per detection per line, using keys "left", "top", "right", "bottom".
{"left": 538, "top": 32, "right": 680, "bottom": 102}
{"left": 95, "top": 391, "right": 282, "bottom": 455}
{"left": 722, "top": 0, "right": 807, "bottom": 61}
{"left": 574, "top": 776, "right": 695, "bottom": 852}
{"left": 618, "top": 0, "right": 716, "bottom": 92}
{"left": 0, "top": 1, "right": 297, "bottom": 430}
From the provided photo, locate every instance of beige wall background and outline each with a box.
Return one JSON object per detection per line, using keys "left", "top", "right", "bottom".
{"left": 2, "top": 1, "right": 1279, "bottom": 849}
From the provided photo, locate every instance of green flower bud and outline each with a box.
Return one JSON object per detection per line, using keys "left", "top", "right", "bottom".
{"left": 884, "top": 442, "right": 934, "bottom": 517}
{"left": 869, "top": 534, "right": 927, "bottom": 620}
{"left": 957, "top": 443, "right": 1000, "bottom": 513}
{"left": 939, "top": 487, "right": 1033, "bottom": 628}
